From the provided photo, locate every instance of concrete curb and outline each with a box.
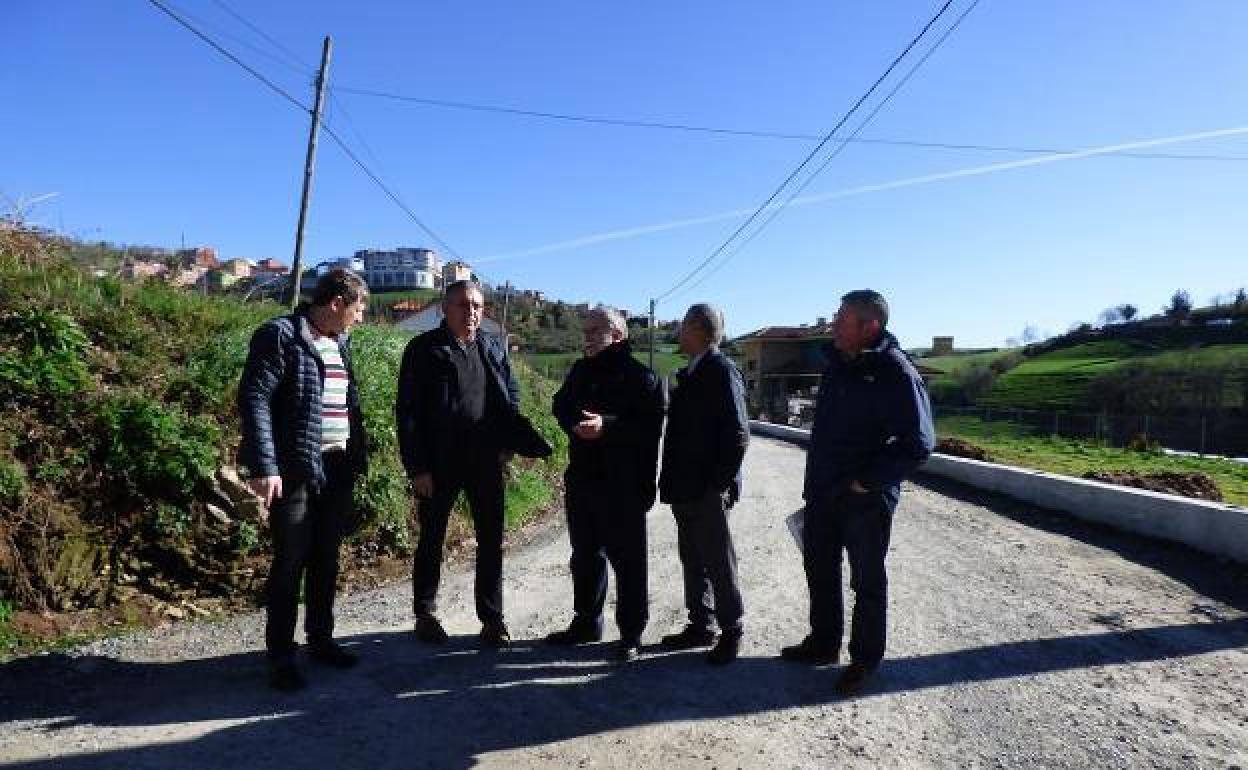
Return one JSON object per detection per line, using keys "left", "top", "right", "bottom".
{"left": 749, "top": 420, "right": 1248, "bottom": 564}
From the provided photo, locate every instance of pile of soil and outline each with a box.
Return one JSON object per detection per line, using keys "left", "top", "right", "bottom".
{"left": 1082, "top": 470, "right": 1224, "bottom": 502}
{"left": 935, "top": 437, "right": 994, "bottom": 462}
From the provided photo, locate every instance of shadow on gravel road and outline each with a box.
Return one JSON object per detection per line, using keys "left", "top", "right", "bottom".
{"left": 3, "top": 614, "right": 1246, "bottom": 770}
{"left": 913, "top": 473, "right": 1248, "bottom": 613}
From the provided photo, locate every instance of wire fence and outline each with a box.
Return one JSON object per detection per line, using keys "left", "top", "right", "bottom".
{"left": 935, "top": 404, "right": 1248, "bottom": 458}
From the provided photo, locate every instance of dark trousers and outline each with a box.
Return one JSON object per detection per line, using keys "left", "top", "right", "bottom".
{"left": 671, "top": 488, "right": 744, "bottom": 634}
{"left": 412, "top": 451, "right": 505, "bottom": 625}
{"left": 803, "top": 492, "right": 895, "bottom": 666}
{"left": 564, "top": 478, "right": 649, "bottom": 641}
{"left": 265, "top": 451, "right": 354, "bottom": 662}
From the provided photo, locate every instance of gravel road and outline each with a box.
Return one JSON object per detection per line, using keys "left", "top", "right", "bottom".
{"left": 2, "top": 436, "right": 1246, "bottom": 769}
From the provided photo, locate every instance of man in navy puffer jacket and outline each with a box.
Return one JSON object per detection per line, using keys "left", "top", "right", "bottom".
{"left": 238, "top": 268, "right": 370, "bottom": 692}
{"left": 781, "top": 289, "right": 934, "bottom": 696}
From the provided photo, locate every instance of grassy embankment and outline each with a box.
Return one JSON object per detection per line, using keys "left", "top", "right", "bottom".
{"left": 978, "top": 340, "right": 1248, "bottom": 410}
{"left": 936, "top": 414, "right": 1248, "bottom": 506}
{"left": 0, "top": 228, "right": 566, "bottom": 658}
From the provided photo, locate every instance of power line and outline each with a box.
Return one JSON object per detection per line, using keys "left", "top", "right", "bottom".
{"left": 333, "top": 86, "right": 1248, "bottom": 163}
{"left": 671, "top": 0, "right": 982, "bottom": 300}
{"left": 161, "top": 0, "right": 312, "bottom": 78}
{"left": 145, "top": 0, "right": 462, "bottom": 260}
{"left": 208, "top": 0, "right": 314, "bottom": 72}
{"left": 655, "top": 0, "right": 960, "bottom": 302}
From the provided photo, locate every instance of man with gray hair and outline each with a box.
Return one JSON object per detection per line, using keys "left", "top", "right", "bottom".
{"left": 658, "top": 303, "right": 750, "bottom": 665}
{"left": 547, "top": 306, "right": 665, "bottom": 662}
{"left": 781, "top": 289, "right": 934, "bottom": 696}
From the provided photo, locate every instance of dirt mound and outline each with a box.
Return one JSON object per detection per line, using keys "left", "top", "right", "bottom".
{"left": 1082, "top": 470, "right": 1223, "bottom": 502}
{"left": 935, "top": 437, "right": 993, "bottom": 462}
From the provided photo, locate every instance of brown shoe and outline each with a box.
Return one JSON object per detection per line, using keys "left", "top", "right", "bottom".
{"left": 833, "top": 662, "right": 877, "bottom": 697}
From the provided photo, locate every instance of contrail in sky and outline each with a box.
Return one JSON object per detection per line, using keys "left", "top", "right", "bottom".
{"left": 474, "top": 124, "right": 1248, "bottom": 264}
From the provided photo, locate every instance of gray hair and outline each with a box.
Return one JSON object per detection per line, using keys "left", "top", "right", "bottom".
{"left": 588, "top": 305, "right": 629, "bottom": 339}
{"left": 684, "top": 303, "right": 725, "bottom": 346}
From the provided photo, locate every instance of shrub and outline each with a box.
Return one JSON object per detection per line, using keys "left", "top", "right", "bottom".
{"left": 93, "top": 394, "right": 220, "bottom": 502}
{"left": 0, "top": 457, "right": 28, "bottom": 507}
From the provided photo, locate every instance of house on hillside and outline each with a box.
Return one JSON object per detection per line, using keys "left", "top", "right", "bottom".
{"left": 178, "top": 247, "right": 219, "bottom": 270}
{"left": 736, "top": 319, "right": 943, "bottom": 422}
{"left": 357, "top": 247, "right": 440, "bottom": 290}
{"left": 120, "top": 260, "right": 168, "bottom": 281}
{"left": 204, "top": 258, "right": 253, "bottom": 291}
{"left": 252, "top": 258, "right": 289, "bottom": 281}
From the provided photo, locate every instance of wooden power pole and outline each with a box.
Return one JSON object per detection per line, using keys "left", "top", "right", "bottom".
{"left": 289, "top": 36, "right": 332, "bottom": 309}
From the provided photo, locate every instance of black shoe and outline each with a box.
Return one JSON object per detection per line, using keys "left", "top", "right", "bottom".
{"left": 833, "top": 662, "right": 878, "bottom": 697}
{"left": 660, "top": 625, "right": 718, "bottom": 650}
{"left": 414, "top": 614, "right": 449, "bottom": 644}
{"left": 780, "top": 636, "right": 839, "bottom": 666}
{"left": 480, "top": 621, "right": 511, "bottom": 649}
{"left": 545, "top": 622, "right": 603, "bottom": 646}
{"left": 268, "top": 660, "right": 306, "bottom": 692}
{"left": 308, "top": 640, "right": 359, "bottom": 669}
{"left": 707, "top": 630, "right": 742, "bottom": 666}
{"left": 615, "top": 639, "right": 641, "bottom": 663}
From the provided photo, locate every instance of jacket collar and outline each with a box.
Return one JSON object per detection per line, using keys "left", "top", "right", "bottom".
{"left": 678, "top": 347, "right": 720, "bottom": 381}
{"left": 822, "top": 332, "right": 898, "bottom": 370}
{"left": 591, "top": 339, "right": 633, "bottom": 364}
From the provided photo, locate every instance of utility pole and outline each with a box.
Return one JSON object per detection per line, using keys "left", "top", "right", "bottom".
{"left": 648, "top": 298, "right": 656, "bottom": 371}
{"left": 290, "top": 36, "right": 332, "bottom": 309}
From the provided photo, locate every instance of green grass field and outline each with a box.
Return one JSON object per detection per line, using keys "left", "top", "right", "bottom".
{"left": 977, "top": 341, "right": 1248, "bottom": 410}
{"left": 917, "top": 349, "right": 1017, "bottom": 386}
{"left": 937, "top": 414, "right": 1248, "bottom": 506}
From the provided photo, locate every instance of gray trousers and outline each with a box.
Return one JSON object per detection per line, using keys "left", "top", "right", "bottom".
{"left": 671, "top": 488, "right": 744, "bottom": 633}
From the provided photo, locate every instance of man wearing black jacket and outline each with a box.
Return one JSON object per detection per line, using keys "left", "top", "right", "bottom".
{"left": 659, "top": 303, "right": 750, "bottom": 665}
{"left": 781, "top": 289, "right": 934, "bottom": 697}
{"left": 396, "top": 280, "right": 521, "bottom": 649}
{"left": 237, "top": 268, "right": 370, "bottom": 692}
{"left": 547, "top": 307, "right": 665, "bottom": 662}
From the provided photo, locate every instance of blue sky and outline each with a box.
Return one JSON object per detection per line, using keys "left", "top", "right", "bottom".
{"left": 4, "top": 0, "right": 1247, "bottom": 346}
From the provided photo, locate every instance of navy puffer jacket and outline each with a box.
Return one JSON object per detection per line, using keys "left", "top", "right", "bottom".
{"left": 237, "top": 309, "right": 369, "bottom": 487}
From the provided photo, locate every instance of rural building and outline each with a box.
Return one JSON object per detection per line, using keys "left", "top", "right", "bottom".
{"left": 357, "top": 247, "right": 441, "bottom": 290}
{"left": 932, "top": 336, "right": 954, "bottom": 355}
{"left": 736, "top": 320, "right": 943, "bottom": 423}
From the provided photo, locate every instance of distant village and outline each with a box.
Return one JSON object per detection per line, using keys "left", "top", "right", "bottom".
{"left": 118, "top": 245, "right": 483, "bottom": 298}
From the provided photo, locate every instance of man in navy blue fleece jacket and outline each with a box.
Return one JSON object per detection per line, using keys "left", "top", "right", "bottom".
{"left": 781, "top": 289, "right": 934, "bottom": 696}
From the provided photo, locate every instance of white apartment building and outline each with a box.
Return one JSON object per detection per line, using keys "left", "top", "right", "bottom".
{"left": 356, "top": 247, "right": 442, "bottom": 290}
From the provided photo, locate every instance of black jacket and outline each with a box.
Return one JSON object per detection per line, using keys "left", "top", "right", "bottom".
{"left": 395, "top": 322, "right": 521, "bottom": 478}
{"left": 553, "top": 341, "right": 665, "bottom": 511}
{"left": 659, "top": 349, "right": 750, "bottom": 505}
{"left": 237, "top": 309, "right": 369, "bottom": 487}
{"left": 803, "top": 332, "right": 935, "bottom": 508}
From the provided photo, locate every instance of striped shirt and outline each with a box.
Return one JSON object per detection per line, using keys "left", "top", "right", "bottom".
{"left": 312, "top": 334, "right": 351, "bottom": 452}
